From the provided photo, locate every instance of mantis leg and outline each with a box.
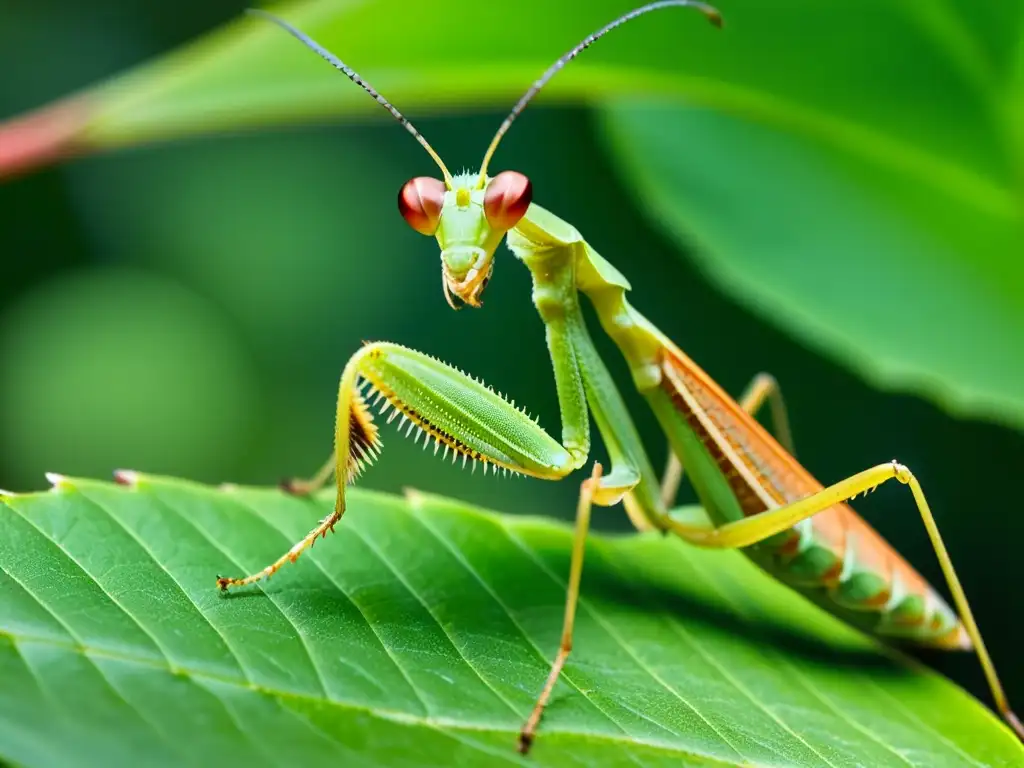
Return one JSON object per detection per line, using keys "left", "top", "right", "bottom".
{"left": 661, "top": 460, "right": 1023, "bottom": 740}
{"left": 216, "top": 507, "right": 343, "bottom": 590}
{"left": 281, "top": 451, "right": 336, "bottom": 495}
{"left": 660, "top": 372, "right": 794, "bottom": 508}
{"left": 738, "top": 372, "right": 795, "bottom": 456}
{"left": 519, "top": 462, "right": 603, "bottom": 755}
{"left": 514, "top": 235, "right": 667, "bottom": 530}
{"left": 217, "top": 341, "right": 574, "bottom": 591}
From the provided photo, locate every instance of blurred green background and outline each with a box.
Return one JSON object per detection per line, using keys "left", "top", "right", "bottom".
{"left": 1, "top": 0, "right": 1021, "bottom": 725}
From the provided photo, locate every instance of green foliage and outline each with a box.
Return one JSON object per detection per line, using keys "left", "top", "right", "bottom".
{"left": 1, "top": 3, "right": 1022, "bottom": 764}
{"left": 2, "top": 0, "right": 1022, "bottom": 429}
{"left": 599, "top": 0, "right": 1024, "bottom": 430}
{"left": 1, "top": 475, "right": 1020, "bottom": 767}
{"left": 0, "top": 270, "right": 261, "bottom": 485}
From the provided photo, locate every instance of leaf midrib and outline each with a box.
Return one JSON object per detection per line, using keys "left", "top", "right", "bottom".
{"left": 3, "top": 481, "right": 752, "bottom": 765}
{"left": 3, "top": 479, "right": 1016, "bottom": 766}
{"left": 407, "top": 493, "right": 668, "bottom": 750}
{"left": 0, "top": 627, "right": 744, "bottom": 766}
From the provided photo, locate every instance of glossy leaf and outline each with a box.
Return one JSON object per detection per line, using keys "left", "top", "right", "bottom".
{"left": 0, "top": 0, "right": 731, "bottom": 171}
{"left": 597, "top": 0, "right": 1024, "bottom": 429}
{"left": 2, "top": 0, "right": 1021, "bottom": 431}
{"left": 0, "top": 475, "right": 1020, "bottom": 767}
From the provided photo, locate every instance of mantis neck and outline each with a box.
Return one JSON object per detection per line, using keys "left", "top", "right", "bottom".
{"left": 511, "top": 202, "right": 672, "bottom": 393}
{"left": 508, "top": 206, "right": 665, "bottom": 525}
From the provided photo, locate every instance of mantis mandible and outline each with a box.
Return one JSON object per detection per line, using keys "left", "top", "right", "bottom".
{"left": 218, "top": 2, "right": 1024, "bottom": 752}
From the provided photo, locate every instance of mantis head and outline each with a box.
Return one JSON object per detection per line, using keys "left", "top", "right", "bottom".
{"left": 249, "top": 1, "right": 721, "bottom": 309}
{"left": 398, "top": 171, "right": 532, "bottom": 308}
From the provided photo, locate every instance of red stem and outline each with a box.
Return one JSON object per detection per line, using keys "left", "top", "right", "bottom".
{"left": 0, "top": 96, "right": 93, "bottom": 181}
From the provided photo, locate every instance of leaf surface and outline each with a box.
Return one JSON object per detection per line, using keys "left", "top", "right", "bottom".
{"left": 0, "top": 475, "right": 1020, "bottom": 767}
{"left": 598, "top": 0, "right": 1024, "bottom": 427}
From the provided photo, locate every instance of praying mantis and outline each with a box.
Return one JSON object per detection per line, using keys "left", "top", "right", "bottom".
{"left": 216, "top": 1, "right": 1024, "bottom": 753}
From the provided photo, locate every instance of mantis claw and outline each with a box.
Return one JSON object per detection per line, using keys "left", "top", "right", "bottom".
{"left": 516, "top": 731, "right": 533, "bottom": 755}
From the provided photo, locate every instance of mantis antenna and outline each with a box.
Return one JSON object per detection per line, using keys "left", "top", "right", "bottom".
{"left": 475, "top": 0, "right": 722, "bottom": 187}
{"left": 246, "top": 8, "right": 455, "bottom": 188}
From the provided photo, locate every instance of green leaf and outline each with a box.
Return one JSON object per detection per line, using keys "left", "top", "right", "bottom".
{"left": 597, "top": 1, "right": 1024, "bottom": 429}
{"left": 4, "top": 1, "right": 1021, "bottom": 431}
{"left": 0, "top": 0, "right": 729, "bottom": 167}
{"left": 0, "top": 475, "right": 1019, "bottom": 767}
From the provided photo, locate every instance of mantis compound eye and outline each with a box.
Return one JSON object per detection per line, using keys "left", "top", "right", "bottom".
{"left": 398, "top": 176, "right": 446, "bottom": 235}
{"left": 483, "top": 171, "right": 532, "bottom": 231}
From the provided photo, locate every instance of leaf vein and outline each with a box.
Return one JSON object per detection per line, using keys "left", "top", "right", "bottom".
{"left": 74, "top": 488, "right": 252, "bottom": 684}
{"left": 193, "top": 676, "right": 340, "bottom": 768}
{"left": 222, "top": 491, "right": 429, "bottom": 715}
{"left": 402, "top": 501, "right": 640, "bottom": 743}
{"left": 667, "top": 541, "right": 960, "bottom": 767}
{"left": 860, "top": 676, "right": 986, "bottom": 768}
{"left": 150, "top": 490, "right": 334, "bottom": 701}
{"left": 0, "top": 565, "right": 188, "bottom": 764}
{"left": 345, "top": 522, "right": 524, "bottom": 720}
{"left": 2, "top": 627, "right": 735, "bottom": 764}
{"left": 600, "top": 548, "right": 841, "bottom": 768}
{"left": 497, "top": 520, "right": 748, "bottom": 765}
{"left": 6, "top": 499, "right": 175, "bottom": 668}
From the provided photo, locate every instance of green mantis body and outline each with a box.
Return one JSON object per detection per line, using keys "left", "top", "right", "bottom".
{"left": 219, "top": 2, "right": 1023, "bottom": 752}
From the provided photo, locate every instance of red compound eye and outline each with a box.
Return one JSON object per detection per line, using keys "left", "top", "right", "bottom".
{"left": 483, "top": 171, "right": 532, "bottom": 231}
{"left": 398, "top": 176, "right": 446, "bottom": 235}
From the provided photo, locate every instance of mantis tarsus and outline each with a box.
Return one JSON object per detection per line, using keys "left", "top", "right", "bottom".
{"left": 218, "top": 1, "right": 1024, "bottom": 753}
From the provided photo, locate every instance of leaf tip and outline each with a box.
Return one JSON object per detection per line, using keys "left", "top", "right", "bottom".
{"left": 44, "top": 472, "right": 71, "bottom": 491}
{"left": 402, "top": 486, "right": 426, "bottom": 508}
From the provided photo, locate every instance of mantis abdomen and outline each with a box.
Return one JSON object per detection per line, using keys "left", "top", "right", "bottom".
{"left": 542, "top": 210, "right": 970, "bottom": 652}
{"left": 659, "top": 347, "right": 968, "bottom": 650}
